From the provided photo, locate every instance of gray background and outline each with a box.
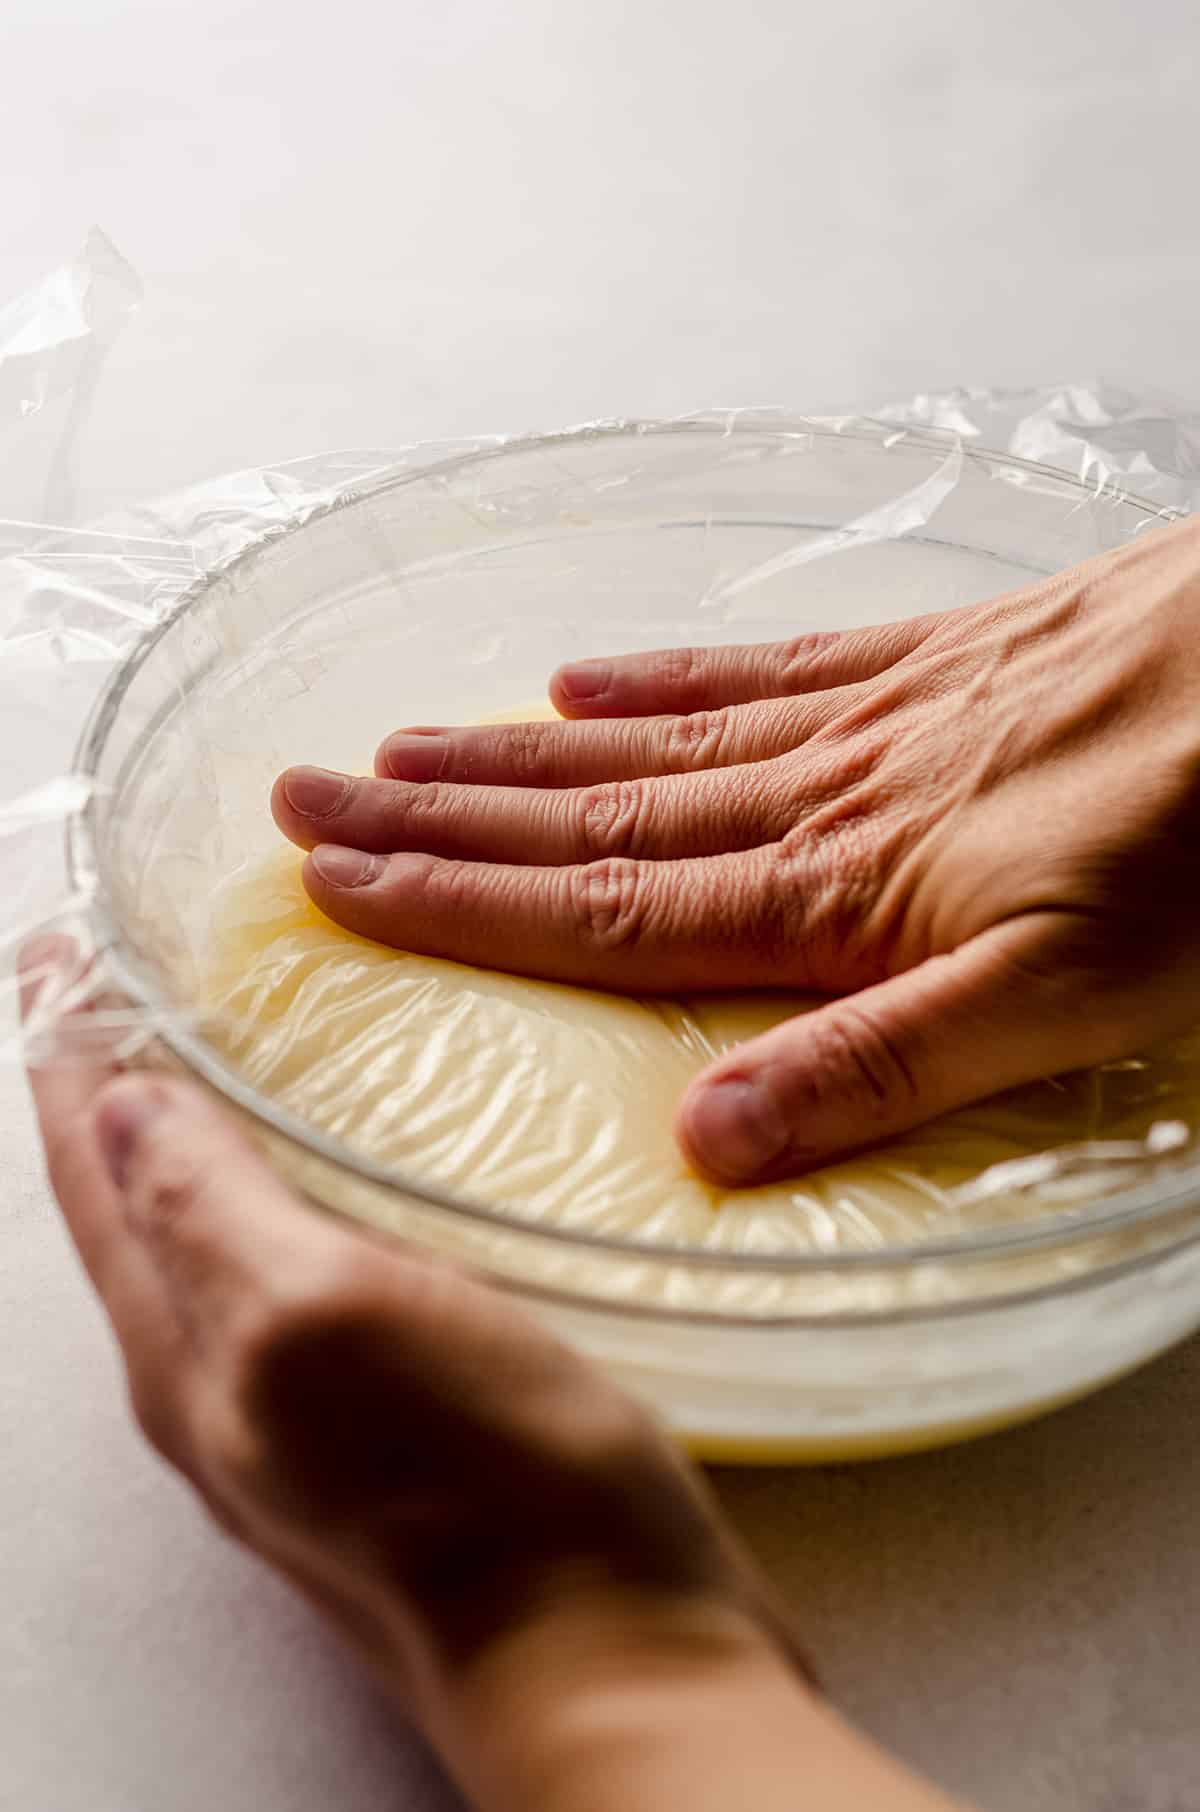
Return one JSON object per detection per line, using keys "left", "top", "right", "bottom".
{"left": 3, "top": 3, "right": 1199, "bottom": 1808}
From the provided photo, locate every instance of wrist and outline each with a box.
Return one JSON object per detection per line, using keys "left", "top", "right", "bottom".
{"left": 437, "top": 1584, "right": 819, "bottom": 1812}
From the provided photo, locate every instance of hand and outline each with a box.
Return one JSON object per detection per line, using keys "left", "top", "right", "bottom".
{"left": 27, "top": 942, "right": 973, "bottom": 1812}
{"left": 273, "top": 515, "right": 1200, "bottom": 1187}
{"left": 22, "top": 944, "right": 965, "bottom": 1810}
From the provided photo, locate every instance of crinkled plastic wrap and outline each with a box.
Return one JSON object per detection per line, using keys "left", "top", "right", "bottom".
{"left": 6, "top": 239, "right": 1200, "bottom": 1289}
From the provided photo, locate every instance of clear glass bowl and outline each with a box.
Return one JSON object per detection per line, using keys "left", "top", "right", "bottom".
{"left": 72, "top": 417, "right": 1200, "bottom": 1462}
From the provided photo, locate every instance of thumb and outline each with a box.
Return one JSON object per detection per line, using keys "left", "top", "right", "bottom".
{"left": 675, "top": 916, "right": 1117, "bottom": 1185}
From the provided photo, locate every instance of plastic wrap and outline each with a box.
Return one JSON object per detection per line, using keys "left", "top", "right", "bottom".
{"left": 5, "top": 241, "right": 1200, "bottom": 1280}
{"left": 0, "top": 230, "right": 142, "bottom": 528}
{"left": 877, "top": 380, "right": 1200, "bottom": 517}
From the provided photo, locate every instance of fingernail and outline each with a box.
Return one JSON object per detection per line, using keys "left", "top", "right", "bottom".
{"left": 96, "top": 1079, "right": 167, "bottom": 1190}
{"left": 311, "top": 845, "right": 384, "bottom": 888}
{"left": 283, "top": 766, "right": 349, "bottom": 817}
{"left": 381, "top": 732, "right": 448, "bottom": 781}
{"left": 556, "top": 661, "right": 611, "bottom": 702}
{"left": 685, "top": 1078, "right": 789, "bottom": 1181}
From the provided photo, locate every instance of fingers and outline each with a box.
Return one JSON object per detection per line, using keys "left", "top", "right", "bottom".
{"left": 20, "top": 937, "right": 587, "bottom": 1456}
{"left": 21, "top": 933, "right": 339, "bottom": 1401}
{"left": 374, "top": 693, "right": 843, "bottom": 790}
{"left": 273, "top": 758, "right": 842, "bottom": 866}
{"left": 91, "top": 1076, "right": 352, "bottom": 1344}
{"left": 676, "top": 913, "right": 1119, "bottom": 1184}
{"left": 47, "top": 1069, "right": 685, "bottom": 1587}
{"left": 20, "top": 942, "right": 300, "bottom": 1340}
{"left": 74, "top": 1073, "right": 542, "bottom": 1385}
{"left": 548, "top": 622, "right": 935, "bottom": 719}
{"left": 302, "top": 843, "right": 810, "bottom": 992}
{"left": 90, "top": 1077, "right": 609, "bottom": 1438}
{"left": 20, "top": 942, "right": 202, "bottom": 1465}
{"left": 32, "top": 1052, "right": 381, "bottom": 1489}
{"left": 21, "top": 936, "right": 126, "bottom": 1294}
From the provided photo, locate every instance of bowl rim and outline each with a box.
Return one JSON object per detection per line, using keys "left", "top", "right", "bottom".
{"left": 68, "top": 412, "right": 1200, "bottom": 1322}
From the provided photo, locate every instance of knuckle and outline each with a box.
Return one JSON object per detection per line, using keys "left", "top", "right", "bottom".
{"left": 654, "top": 644, "right": 704, "bottom": 694}
{"left": 494, "top": 719, "right": 550, "bottom": 780}
{"left": 415, "top": 851, "right": 470, "bottom": 914}
{"left": 665, "top": 707, "right": 730, "bottom": 770}
{"left": 739, "top": 851, "right": 800, "bottom": 968}
{"left": 569, "top": 857, "right": 650, "bottom": 952}
{"left": 122, "top": 1146, "right": 200, "bottom": 1237}
{"left": 776, "top": 631, "right": 841, "bottom": 688}
{"left": 91, "top": 1081, "right": 206, "bottom": 1234}
{"left": 775, "top": 794, "right": 892, "bottom": 977}
{"left": 579, "top": 781, "right": 645, "bottom": 858}
{"left": 733, "top": 759, "right": 791, "bottom": 838}
{"left": 793, "top": 798, "right": 874, "bottom": 884}
{"left": 391, "top": 776, "right": 451, "bottom": 826}
{"left": 808, "top": 1003, "right": 920, "bottom": 1119}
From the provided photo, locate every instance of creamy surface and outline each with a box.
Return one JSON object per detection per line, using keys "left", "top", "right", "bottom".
{"left": 203, "top": 848, "right": 1200, "bottom": 1258}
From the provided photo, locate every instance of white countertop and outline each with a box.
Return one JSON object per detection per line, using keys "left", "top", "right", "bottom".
{"left": 4, "top": 4, "right": 1200, "bottom": 1808}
